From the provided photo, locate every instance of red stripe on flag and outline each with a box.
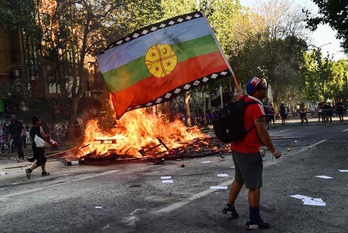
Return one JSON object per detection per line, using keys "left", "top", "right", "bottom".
{"left": 111, "top": 51, "right": 228, "bottom": 119}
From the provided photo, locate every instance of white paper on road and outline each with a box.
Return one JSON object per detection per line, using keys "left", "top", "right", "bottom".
{"left": 162, "top": 180, "right": 174, "bottom": 184}
{"left": 291, "top": 194, "right": 326, "bottom": 206}
{"left": 49, "top": 196, "right": 55, "bottom": 199}
{"left": 290, "top": 194, "right": 310, "bottom": 200}
{"left": 210, "top": 186, "right": 228, "bottom": 190}
{"left": 303, "top": 198, "right": 326, "bottom": 206}
{"left": 315, "top": 175, "right": 333, "bottom": 179}
{"left": 201, "top": 161, "right": 212, "bottom": 164}
{"left": 95, "top": 206, "right": 103, "bottom": 209}
{"left": 339, "top": 170, "right": 348, "bottom": 172}
{"left": 217, "top": 174, "right": 229, "bottom": 177}
{"left": 0, "top": 172, "right": 7, "bottom": 176}
{"left": 161, "top": 176, "right": 171, "bottom": 179}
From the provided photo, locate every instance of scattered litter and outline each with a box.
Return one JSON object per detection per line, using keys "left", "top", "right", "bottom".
{"left": 291, "top": 194, "right": 309, "bottom": 200}
{"left": 316, "top": 175, "right": 333, "bottom": 179}
{"left": 95, "top": 206, "right": 103, "bottom": 209}
{"left": 49, "top": 196, "right": 56, "bottom": 199}
{"left": 161, "top": 176, "right": 171, "bottom": 179}
{"left": 294, "top": 140, "right": 298, "bottom": 143}
{"left": 162, "top": 180, "right": 174, "bottom": 184}
{"left": 217, "top": 174, "right": 229, "bottom": 177}
{"left": 291, "top": 194, "right": 326, "bottom": 206}
{"left": 303, "top": 198, "right": 326, "bottom": 206}
{"left": 339, "top": 170, "right": 348, "bottom": 173}
{"left": 218, "top": 158, "right": 225, "bottom": 162}
{"left": 210, "top": 186, "right": 228, "bottom": 190}
{"left": 287, "top": 148, "right": 292, "bottom": 152}
{"left": 201, "top": 161, "right": 211, "bottom": 164}
{"left": 102, "top": 224, "right": 110, "bottom": 230}
{"left": 71, "top": 161, "right": 79, "bottom": 165}
{"left": 0, "top": 172, "right": 7, "bottom": 176}
{"left": 179, "top": 163, "right": 185, "bottom": 167}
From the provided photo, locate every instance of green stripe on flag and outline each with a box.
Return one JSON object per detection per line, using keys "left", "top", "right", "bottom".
{"left": 173, "top": 35, "right": 219, "bottom": 63}
{"left": 103, "top": 34, "right": 219, "bottom": 93}
{"left": 103, "top": 57, "right": 151, "bottom": 94}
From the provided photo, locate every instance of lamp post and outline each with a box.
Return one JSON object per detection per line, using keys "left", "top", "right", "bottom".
{"left": 308, "top": 43, "right": 332, "bottom": 55}
{"left": 309, "top": 42, "right": 332, "bottom": 49}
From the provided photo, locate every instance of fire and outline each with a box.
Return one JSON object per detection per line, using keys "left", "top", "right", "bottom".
{"left": 79, "top": 108, "right": 209, "bottom": 159}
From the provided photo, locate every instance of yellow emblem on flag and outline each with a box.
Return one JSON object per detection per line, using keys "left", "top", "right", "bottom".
{"left": 145, "top": 44, "right": 178, "bottom": 78}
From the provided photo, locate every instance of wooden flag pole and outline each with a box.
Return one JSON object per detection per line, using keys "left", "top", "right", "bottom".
{"left": 232, "top": 73, "right": 239, "bottom": 88}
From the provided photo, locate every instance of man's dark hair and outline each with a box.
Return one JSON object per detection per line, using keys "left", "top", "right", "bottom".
{"left": 32, "top": 116, "right": 40, "bottom": 124}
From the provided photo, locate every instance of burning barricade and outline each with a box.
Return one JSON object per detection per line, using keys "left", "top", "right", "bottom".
{"left": 71, "top": 109, "right": 230, "bottom": 164}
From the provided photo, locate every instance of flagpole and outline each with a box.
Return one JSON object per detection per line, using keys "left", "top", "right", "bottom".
{"left": 201, "top": 11, "right": 239, "bottom": 88}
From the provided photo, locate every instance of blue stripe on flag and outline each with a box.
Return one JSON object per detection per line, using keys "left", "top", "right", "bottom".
{"left": 98, "top": 17, "right": 211, "bottom": 73}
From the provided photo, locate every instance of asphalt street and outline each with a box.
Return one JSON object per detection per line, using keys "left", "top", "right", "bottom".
{"left": 1, "top": 117, "right": 348, "bottom": 233}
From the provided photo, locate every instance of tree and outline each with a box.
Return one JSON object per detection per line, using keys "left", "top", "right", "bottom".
{"left": 0, "top": 0, "right": 37, "bottom": 32}
{"left": 302, "top": 47, "right": 348, "bottom": 103}
{"left": 253, "top": 0, "right": 309, "bottom": 108}
{"left": 305, "top": 0, "right": 348, "bottom": 53}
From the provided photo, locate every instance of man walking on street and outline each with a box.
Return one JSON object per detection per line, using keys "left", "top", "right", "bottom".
{"left": 25, "top": 116, "right": 50, "bottom": 179}
{"left": 8, "top": 114, "right": 25, "bottom": 162}
{"left": 222, "top": 77, "right": 281, "bottom": 230}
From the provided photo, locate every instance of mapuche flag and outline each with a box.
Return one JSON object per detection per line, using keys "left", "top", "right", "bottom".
{"left": 97, "top": 12, "right": 233, "bottom": 119}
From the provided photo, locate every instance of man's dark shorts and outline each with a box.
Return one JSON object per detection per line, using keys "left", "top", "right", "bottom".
{"left": 232, "top": 150, "right": 263, "bottom": 189}
{"left": 34, "top": 147, "right": 47, "bottom": 166}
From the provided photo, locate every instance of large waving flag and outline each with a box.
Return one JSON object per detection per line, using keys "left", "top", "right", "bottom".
{"left": 97, "top": 12, "right": 233, "bottom": 119}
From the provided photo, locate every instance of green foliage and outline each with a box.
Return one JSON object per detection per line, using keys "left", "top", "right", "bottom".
{"left": 305, "top": 1, "right": 348, "bottom": 53}
{"left": 108, "top": 0, "right": 163, "bottom": 41}
{"left": 0, "top": 0, "right": 36, "bottom": 31}
{"left": 301, "top": 50, "right": 348, "bottom": 102}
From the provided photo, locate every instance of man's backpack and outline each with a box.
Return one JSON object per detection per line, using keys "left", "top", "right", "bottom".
{"left": 213, "top": 95, "right": 258, "bottom": 143}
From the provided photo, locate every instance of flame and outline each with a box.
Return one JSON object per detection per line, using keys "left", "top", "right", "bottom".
{"left": 80, "top": 108, "right": 209, "bottom": 159}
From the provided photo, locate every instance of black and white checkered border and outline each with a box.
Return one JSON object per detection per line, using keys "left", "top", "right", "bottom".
{"left": 126, "top": 69, "right": 232, "bottom": 112}
{"left": 99, "top": 11, "right": 203, "bottom": 55}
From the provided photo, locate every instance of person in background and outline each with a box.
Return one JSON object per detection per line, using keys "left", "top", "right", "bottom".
{"left": 299, "top": 103, "right": 308, "bottom": 125}
{"left": 267, "top": 103, "right": 275, "bottom": 128}
{"left": 324, "top": 102, "right": 333, "bottom": 125}
{"left": 25, "top": 116, "right": 50, "bottom": 179}
{"left": 336, "top": 100, "right": 344, "bottom": 123}
{"left": 222, "top": 77, "right": 281, "bottom": 230}
{"left": 8, "top": 114, "right": 25, "bottom": 162}
{"left": 317, "top": 102, "right": 323, "bottom": 123}
{"left": 279, "top": 103, "right": 287, "bottom": 125}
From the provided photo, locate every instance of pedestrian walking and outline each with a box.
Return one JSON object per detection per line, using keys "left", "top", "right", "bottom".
{"left": 299, "top": 103, "right": 308, "bottom": 125}
{"left": 8, "top": 114, "right": 25, "bottom": 162}
{"left": 222, "top": 77, "right": 281, "bottom": 230}
{"left": 266, "top": 103, "right": 275, "bottom": 128}
{"left": 317, "top": 102, "right": 324, "bottom": 123}
{"left": 279, "top": 103, "right": 287, "bottom": 125}
{"left": 336, "top": 100, "right": 344, "bottom": 122}
{"left": 25, "top": 116, "right": 50, "bottom": 179}
{"left": 323, "top": 102, "right": 333, "bottom": 125}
